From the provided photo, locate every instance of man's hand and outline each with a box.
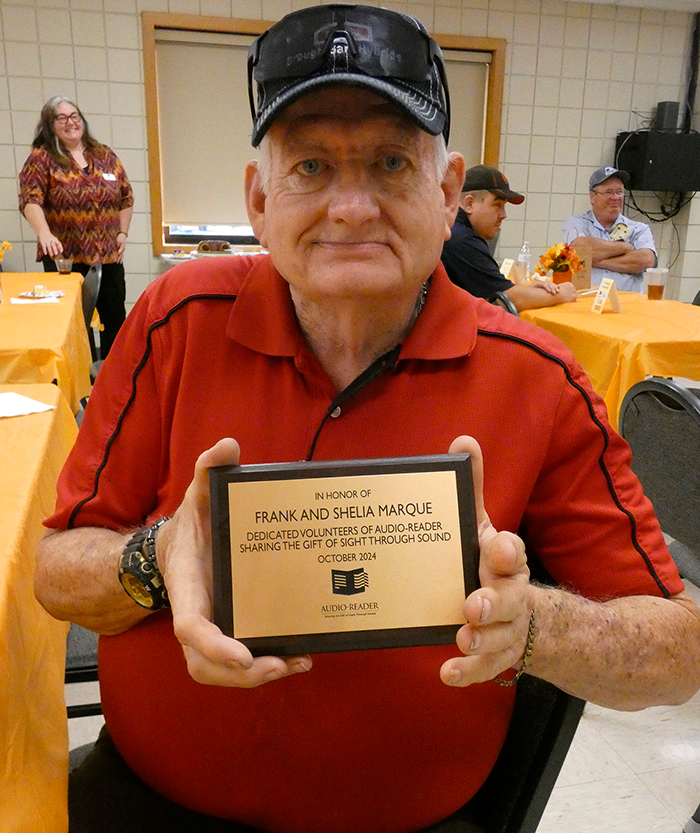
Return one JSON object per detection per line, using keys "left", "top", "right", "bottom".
{"left": 436, "top": 439, "right": 700, "bottom": 708}
{"left": 506, "top": 281, "right": 577, "bottom": 311}
{"left": 158, "top": 438, "right": 312, "bottom": 688}
{"left": 554, "top": 281, "right": 578, "bottom": 303}
{"left": 440, "top": 435, "right": 533, "bottom": 687}
{"left": 531, "top": 281, "right": 577, "bottom": 302}
{"left": 532, "top": 281, "right": 559, "bottom": 295}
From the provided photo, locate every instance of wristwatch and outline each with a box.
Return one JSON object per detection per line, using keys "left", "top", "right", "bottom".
{"left": 118, "top": 516, "right": 172, "bottom": 610}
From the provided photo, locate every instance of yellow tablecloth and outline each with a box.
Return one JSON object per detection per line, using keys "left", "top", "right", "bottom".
{"left": 0, "top": 383, "right": 76, "bottom": 833}
{"left": 520, "top": 293, "right": 700, "bottom": 429}
{"left": 0, "top": 273, "right": 92, "bottom": 413}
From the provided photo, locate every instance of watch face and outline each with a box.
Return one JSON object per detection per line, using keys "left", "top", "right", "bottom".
{"left": 120, "top": 571, "right": 155, "bottom": 608}
{"left": 119, "top": 521, "right": 171, "bottom": 611}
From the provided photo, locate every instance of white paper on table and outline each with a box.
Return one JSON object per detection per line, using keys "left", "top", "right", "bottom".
{"left": 0, "top": 392, "right": 56, "bottom": 417}
{"left": 10, "top": 296, "right": 60, "bottom": 304}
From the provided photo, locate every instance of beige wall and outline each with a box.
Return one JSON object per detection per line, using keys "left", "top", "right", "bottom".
{"left": 1, "top": 0, "right": 699, "bottom": 306}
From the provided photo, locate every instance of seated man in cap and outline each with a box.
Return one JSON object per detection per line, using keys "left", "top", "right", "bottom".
{"left": 563, "top": 166, "right": 657, "bottom": 292}
{"left": 35, "top": 5, "right": 700, "bottom": 833}
{"left": 442, "top": 165, "right": 577, "bottom": 311}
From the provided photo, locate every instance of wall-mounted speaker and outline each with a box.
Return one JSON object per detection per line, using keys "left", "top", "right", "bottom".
{"left": 654, "top": 101, "right": 680, "bottom": 131}
{"left": 615, "top": 131, "right": 700, "bottom": 192}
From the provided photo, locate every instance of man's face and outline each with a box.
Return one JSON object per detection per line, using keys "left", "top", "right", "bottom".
{"left": 245, "top": 87, "right": 463, "bottom": 306}
{"left": 462, "top": 191, "right": 507, "bottom": 241}
{"left": 589, "top": 176, "right": 625, "bottom": 227}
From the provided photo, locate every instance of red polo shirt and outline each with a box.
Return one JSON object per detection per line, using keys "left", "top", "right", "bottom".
{"left": 47, "top": 255, "right": 681, "bottom": 833}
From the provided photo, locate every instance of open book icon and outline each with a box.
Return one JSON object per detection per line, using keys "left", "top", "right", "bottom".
{"left": 331, "top": 568, "right": 369, "bottom": 596}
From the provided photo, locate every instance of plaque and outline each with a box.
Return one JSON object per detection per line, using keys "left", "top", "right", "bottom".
{"left": 210, "top": 454, "right": 479, "bottom": 655}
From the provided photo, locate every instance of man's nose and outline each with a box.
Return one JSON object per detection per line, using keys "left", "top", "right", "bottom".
{"left": 326, "top": 168, "right": 381, "bottom": 224}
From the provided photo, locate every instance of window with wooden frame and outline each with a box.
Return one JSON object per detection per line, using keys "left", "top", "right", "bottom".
{"left": 142, "top": 12, "right": 505, "bottom": 255}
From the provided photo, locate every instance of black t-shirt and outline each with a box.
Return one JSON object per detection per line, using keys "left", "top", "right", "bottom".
{"left": 441, "top": 208, "right": 514, "bottom": 298}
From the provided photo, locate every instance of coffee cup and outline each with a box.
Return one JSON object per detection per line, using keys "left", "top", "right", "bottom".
{"left": 54, "top": 258, "right": 73, "bottom": 274}
{"left": 645, "top": 267, "right": 667, "bottom": 300}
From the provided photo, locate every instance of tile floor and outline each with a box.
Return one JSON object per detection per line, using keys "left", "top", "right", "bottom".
{"left": 538, "top": 578, "right": 700, "bottom": 833}
{"left": 67, "top": 580, "right": 700, "bottom": 832}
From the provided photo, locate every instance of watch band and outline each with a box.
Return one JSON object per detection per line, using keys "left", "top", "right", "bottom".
{"left": 118, "top": 516, "right": 172, "bottom": 610}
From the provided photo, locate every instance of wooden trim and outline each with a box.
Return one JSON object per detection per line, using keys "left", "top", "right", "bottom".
{"left": 142, "top": 11, "right": 272, "bottom": 37}
{"left": 142, "top": 13, "right": 506, "bottom": 256}
{"left": 141, "top": 14, "right": 163, "bottom": 256}
{"left": 142, "top": 13, "right": 271, "bottom": 255}
{"left": 436, "top": 33, "right": 506, "bottom": 169}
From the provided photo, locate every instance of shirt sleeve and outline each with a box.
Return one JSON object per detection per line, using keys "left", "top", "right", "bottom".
{"left": 519, "top": 353, "right": 682, "bottom": 599}
{"left": 45, "top": 290, "right": 166, "bottom": 531}
{"left": 630, "top": 221, "right": 657, "bottom": 257}
{"left": 111, "top": 151, "right": 134, "bottom": 211}
{"left": 562, "top": 214, "right": 586, "bottom": 244}
{"left": 18, "top": 148, "right": 50, "bottom": 212}
{"left": 441, "top": 224, "right": 514, "bottom": 299}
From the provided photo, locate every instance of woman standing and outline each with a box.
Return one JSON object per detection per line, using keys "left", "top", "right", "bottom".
{"left": 19, "top": 95, "right": 134, "bottom": 358}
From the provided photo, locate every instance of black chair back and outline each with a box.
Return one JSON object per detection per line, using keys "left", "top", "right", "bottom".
{"left": 487, "top": 291, "right": 520, "bottom": 317}
{"left": 477, "top": 676, "right": 583, "bottom": 832}
{"left": 65, "top": 623, "right": 101, "bottom": 719}
{"left": 619, "top": 376, "right": 700, "bottom": 584}
{"left": 81, "top": 264, "right": 102, "bottom": 363}
{"left": 425, "top": 675, "right": 584, "bottom": 833}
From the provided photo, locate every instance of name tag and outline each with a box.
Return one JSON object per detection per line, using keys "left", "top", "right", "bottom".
{"left": 102, "top": 172, "right": 116, "bottom": 181}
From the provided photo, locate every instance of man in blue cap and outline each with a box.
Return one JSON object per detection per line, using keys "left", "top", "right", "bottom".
{"left": 562, "top": 166, "right": 657, "bottom": 292}
{"left": 36, "top": 7, "right": 699, "bottom": 833}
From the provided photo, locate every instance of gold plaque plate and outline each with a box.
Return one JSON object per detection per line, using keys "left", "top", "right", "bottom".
{"left": 210, "top": 454, "right": 478, "bottom": 655}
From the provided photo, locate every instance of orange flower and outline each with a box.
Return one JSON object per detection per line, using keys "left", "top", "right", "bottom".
{"left": 535, "top": 242, "right": 583, "bottom": 277}
{"left": 0, "top": 241, "right": 11, "bottom": 262}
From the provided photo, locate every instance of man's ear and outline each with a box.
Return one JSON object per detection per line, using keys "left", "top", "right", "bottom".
{"left": 244, "top": 160, "right": 267, "bottom": 248}
{"left": 442, "top": 152, "right": 466, "bottom": 240}
{"left": 461, "top": 193, "right": 476, "bottom": 216}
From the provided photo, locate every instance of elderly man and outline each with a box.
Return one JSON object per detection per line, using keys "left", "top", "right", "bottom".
{"left": 442, "top": 165, "right": 577, "bottom": 311}
{"left": 563, "top": 166, "right": 657, "bottom": 292}
{"left": 35, "top": 6, "right": 700, "bottom": 833}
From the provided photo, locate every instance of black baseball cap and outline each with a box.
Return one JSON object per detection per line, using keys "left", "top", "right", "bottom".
{"left": 462, "top": 165, "right": 524, "bottom": 204}
{"left": 247, "top": 4, "right": 450, "bottom": 147}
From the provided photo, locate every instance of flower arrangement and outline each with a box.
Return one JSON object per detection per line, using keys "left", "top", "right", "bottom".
{"left": 535, "top": 242, "right": 583, "bottom": 278}
{"left": 0, "top": 241, "right": 11, "bottom": 262}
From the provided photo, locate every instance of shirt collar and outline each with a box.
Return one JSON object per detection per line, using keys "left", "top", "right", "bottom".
{"left": 589, "top": 209, "right": 624, "bottom": 232}
{"left": 227, "top": 255, "right": 478, "bottom": 363}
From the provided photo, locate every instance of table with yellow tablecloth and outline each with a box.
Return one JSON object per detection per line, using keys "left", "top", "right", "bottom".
{"left": 0, "top": 383, "right": 77, "bottom": 833}
{"left": 0, "top": 273, "right": 92, "bottom": 413}
{"left": 520, "top": 293, "right": 700, "bottom": 429}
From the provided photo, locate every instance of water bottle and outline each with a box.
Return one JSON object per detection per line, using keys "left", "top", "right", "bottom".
{"left": 516, "top": 241, "right": 531, "bottom": 283}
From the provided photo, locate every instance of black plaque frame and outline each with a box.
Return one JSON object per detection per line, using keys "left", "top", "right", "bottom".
{"left": 210, "top": 453, "right": 478, "bottom": 655}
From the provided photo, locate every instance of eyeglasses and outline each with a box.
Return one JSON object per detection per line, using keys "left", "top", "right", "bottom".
{"left": 54, "top": 112, "right": 82, "bottom": 125}
{"left": 592, "top": 189, "right": 626, "bottom": 198}
{"left": 247, "top": 4, "right": 450, "bottom": 138}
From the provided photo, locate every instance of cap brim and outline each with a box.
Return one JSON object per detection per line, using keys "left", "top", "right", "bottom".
{"left": 251, "top": 73, "right": 446, "bottom": 146}
{"left": 493, "top": 188, "right": 525, "bottom": 205}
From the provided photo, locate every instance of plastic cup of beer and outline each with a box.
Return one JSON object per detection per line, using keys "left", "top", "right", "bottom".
{"left": 645, "top": 267, "right": 667, "bottom": 300}
{"left": 54, "top": 258, "right": 73, "bottom": 274}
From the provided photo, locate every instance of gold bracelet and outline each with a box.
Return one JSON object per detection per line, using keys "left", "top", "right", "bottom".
{"left": 494, "top": 609, "right": 536, "bottom": 688}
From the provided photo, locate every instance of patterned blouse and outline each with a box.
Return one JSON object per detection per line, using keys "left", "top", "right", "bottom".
{"left": 18, "top": 143, "right": 134, "bottom": 265}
